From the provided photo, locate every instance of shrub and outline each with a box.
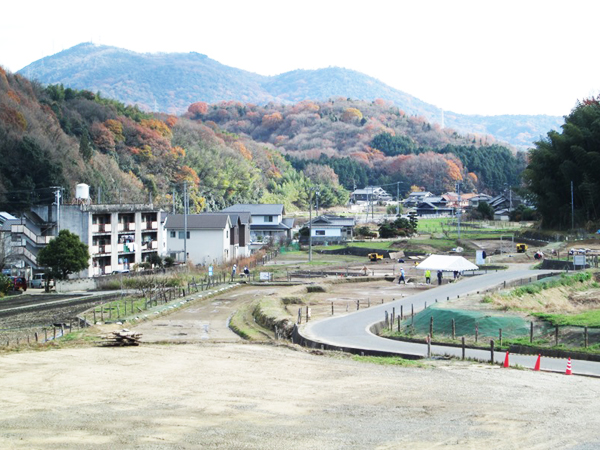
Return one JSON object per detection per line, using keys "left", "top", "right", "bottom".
{"left": 0, "top": 274, "right": 11, "bottom": 295}
{"left": 306, "top": 285, "right": 326, "bottom": 293}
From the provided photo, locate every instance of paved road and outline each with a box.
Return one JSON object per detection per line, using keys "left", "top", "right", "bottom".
{"left": 302, "top": 269, "right": 600, "bottom": 377}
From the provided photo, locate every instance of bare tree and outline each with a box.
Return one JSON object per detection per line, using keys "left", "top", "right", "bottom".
{"left": 0, "top": 231, "right": 16, "bottom": 271}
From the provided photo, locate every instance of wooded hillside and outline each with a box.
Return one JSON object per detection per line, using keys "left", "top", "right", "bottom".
{"left": 0, "top": 67, "right": 528, "bottom": 216}
{"left": 192, "top": 98, "right": 525, "bottom": 194}
{"left": 0, "top": 69, "right": 345, "bottom": 213}
{"left": 524, "top": 96, "right": 600, "bottom": 230}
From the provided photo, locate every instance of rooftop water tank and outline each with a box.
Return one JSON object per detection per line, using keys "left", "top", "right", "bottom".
{"left": 76, "top": 183, "right": 90, "bottom": 201}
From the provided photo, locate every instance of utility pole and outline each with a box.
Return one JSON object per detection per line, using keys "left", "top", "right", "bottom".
{"left": 371, "top": 186, "right": 375, "bottom": 220}
{"left": 396, "top": 181, "right": 400, "bottom": 216}
{"left": 172, "top": 187, "right": 176, "bottom": 214}
{"left": 456, "top": 182, "right": 461, "bottom": 239}
{"left": 316, "top": 189, "right": 320, "bottom": 217}
{"left": 52, "top": 187, "right": 62, "bottom": 234}
{"left": 183, "top": 181, "right": 188, "bottom": 264}
{"left": 571, "top": 180, "right": 575, "bottom": 231}
{"left": 309, "top": 191, "right": 313, "bottom": 262}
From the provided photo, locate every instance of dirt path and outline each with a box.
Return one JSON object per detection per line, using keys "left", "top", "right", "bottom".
{"left": 132, "top": 285, "right": 286, "bottom": 343}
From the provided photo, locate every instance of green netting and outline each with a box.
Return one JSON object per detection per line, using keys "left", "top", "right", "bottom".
{"left": 279, "top": 243, "right": 300, "bottom": 253}
{"left": 403, "top": 304, "right": 550, "bottom": 339}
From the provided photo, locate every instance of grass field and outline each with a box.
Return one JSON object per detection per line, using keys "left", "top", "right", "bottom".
{"left": 417, "top": 217, "right": 522, "bottom": 237}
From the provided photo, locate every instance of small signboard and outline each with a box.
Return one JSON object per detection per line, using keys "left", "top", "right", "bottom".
{"left": 259, "top": 272, "right": 271, "bottom": 281}
{"left": 573, "top": 255, "right": 586, "bottom": 269}
{"left": 208, "top": 265, "right": 213, "bottom": 277}
{"left": 476, "top": 250, "right": 485, "bottom": 266}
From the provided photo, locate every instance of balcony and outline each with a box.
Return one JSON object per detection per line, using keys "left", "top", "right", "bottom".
{"left": 92, "top": 223, "right": 112, "bottom": 233}
{"left": 142, "top": 221, "right": 158, "bottom": 231}
{"left": 142, "top": 240, "right": 158, "bottom": 251}
{"left": 117, "top": 243, "right": 135, "bottom": 253}
{"left": 92, "top": 266, "right": 112, "bottom": 277}
{"left": 118, "top": 222, "right": 136, "bottom": 232}
{"left": 91, "top": 244, "right": 112, "bottom": 255}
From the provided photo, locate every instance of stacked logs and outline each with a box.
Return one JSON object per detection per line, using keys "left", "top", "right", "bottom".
{"left": 101, "top": 329, "right": 142, "bottom": 346}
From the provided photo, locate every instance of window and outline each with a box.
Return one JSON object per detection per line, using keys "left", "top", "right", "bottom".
{"left": 265, "top": 215, "right": 274, "bottom": 222}
{"left": 315, "top": 230, "right": 326, "bottom": 236}
{"left": 170, "top": 231, "right": 176, "bottom": 238}
{"left": 178, "top": 231, "right": 190, "bottom": 239}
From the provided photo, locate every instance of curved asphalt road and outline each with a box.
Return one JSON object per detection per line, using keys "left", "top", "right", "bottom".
{"left": 302, "top": 269, "right": 600, "bottom": 377}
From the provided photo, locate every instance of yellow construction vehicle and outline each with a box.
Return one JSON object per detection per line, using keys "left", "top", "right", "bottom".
{"left": 368, "top": 253, "right": 383, "bottom": 262}
{"left": 516, "top": 243, "right": 528, "bottom": 253}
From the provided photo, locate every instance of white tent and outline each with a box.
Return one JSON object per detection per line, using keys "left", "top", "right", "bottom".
{"left": 416, "top": 255, "right": 479, "bottom": 272}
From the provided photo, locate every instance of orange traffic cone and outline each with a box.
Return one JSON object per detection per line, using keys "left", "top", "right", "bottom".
{"left": 566, "top": 357, "right": 572, "bottom": 375}
{"left": 503, "top": 351, "right": 510, "bottom": 368}
{"left": 534, "top": 354, "right": 541, "bottom": 371}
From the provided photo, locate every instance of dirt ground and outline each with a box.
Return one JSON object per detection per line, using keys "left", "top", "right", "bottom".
{"left": 1, "top": 342, "right": 600, "bottom": 449}
{"left": 2, "top": 275, "right": 600, "bottom": 449}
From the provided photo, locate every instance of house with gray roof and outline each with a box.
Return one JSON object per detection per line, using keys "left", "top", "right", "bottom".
{"left": 221, "top": 204, "right": 293, "bottom": 247}
{"left": 164, "top": 214, "right": 233, "bottom": 265}
{"left": 300, "top": 215, "right": 355, "bottom": 245}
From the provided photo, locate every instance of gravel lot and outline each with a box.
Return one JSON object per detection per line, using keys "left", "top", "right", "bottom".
{"left": 1, "top": 342, "right": 600, "bottom": 449}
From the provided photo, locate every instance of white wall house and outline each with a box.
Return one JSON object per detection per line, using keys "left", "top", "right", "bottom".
{"left": 221, "top": 204, "right": 293, "bottom": 248}
{"left": 164, "top": 214, "right": 232, "bottom": 266}
{"left": 301, "top": 215, "right": 355, "bottom": 245}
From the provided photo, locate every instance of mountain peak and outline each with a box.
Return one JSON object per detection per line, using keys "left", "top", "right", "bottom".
{"left": 18, "top": 43, "right": 563, "bottom": 149}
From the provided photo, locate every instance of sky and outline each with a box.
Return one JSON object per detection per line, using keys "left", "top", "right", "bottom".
{"left": 1, "top": 0, "right": 598, "bottom": 117}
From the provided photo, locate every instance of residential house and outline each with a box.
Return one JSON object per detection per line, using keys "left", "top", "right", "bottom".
{"left": 221, "top": 204, "right": 294, "bottom": 248}
{"left": 300, "top": 215, "right": 356, "bottom": 245}
{"left": 468, "top": 193, "right": 493, "bottom": 208}
{"left": 415, "top": 196, "right": 454, "bottom": 216}
{"left": 219, "top": 212, "right": 251, "bottom": 259}
{"left": 402, "top": 191, "right": 433, "bottom": 208}
{"left": 489, "top": 190, "right": 522, "bottom": 211}
{"left": 350, "top": 186, "right": 393, "bottom": 203}
{"left": 443, "top": 192, "right": 477, "bottom": 210}
{"left": 164, "top": 213, "right": 233, "bottom": 266}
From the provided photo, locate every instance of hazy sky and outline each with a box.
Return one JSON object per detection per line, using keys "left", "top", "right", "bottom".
{"left": 1, "top": 0, "right": 598, "bottom": 117}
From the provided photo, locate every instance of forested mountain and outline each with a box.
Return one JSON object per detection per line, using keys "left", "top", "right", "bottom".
{"left": 0, "top": 68, "right": 347, "bottom": 214}
{"left": 0, "top": 66, "right": 528, "bottom": 218}
{"left": 19, "top": 43, "right": 563, "bottom": 150}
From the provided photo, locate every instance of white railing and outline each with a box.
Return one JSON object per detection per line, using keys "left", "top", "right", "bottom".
{"left": 142, "top": 221, "right": 158, "bottom": 230}
{"left": 13, "top": 246, "right": 37, "bottom": 263}
{"left": 11, "top": 224, "right": 53, "bottom": 244}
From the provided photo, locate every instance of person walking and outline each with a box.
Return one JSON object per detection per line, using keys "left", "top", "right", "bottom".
{"left": 398, "top": 267, "right": 406, "bottom": 285}
{"left": 231, "top": 264, "right": 237, "bottom": 282}
{"left": 425, "top": 269, "right": 431, "bottom": 284}
{"left": 437, "top": 270, "right": 443, "bottom": 285}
